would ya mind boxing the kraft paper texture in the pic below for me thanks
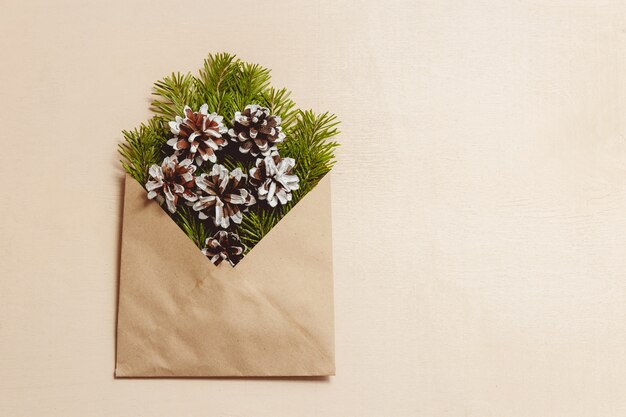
[115,174,335,377]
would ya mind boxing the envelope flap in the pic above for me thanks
[116,175,335,377]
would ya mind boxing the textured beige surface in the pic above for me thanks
[2,0,626,416]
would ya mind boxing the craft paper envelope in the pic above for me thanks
[115,174,335,377]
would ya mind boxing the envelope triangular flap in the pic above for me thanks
[115,174,335,377]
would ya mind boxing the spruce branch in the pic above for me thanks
[260,87,297,130]
[198,53,238,95]
[151,72,198,120]
[230,62,272,112]
[197,53,239,115]
[279,110,340,198]
[236,206,281,251]
[118,117,168,184]
[175,206,213,248]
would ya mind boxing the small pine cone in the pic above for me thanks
[146,156,197,213]
[167,104,228,166]
[249,153,300,207]
[229,104,286,156]
[192,164,256,228]
[202,231,245,266]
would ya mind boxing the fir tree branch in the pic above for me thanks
[197,53,239,116]
[236,205,281,251]
[118,117,168,184]
[151,72,198,120]
[260,87,297,130]
[175,206,214,248]
[280,110,340,198]
[230,62,271,113]
[199,53,238,94]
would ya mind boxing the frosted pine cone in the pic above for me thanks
[192,164,256,228]
[202,231,245,266]
[167,104,228,166]
[250,153,299,207]
[145,156,197,213]
[229,104,286,156]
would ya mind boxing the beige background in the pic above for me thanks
[2,0,626,416]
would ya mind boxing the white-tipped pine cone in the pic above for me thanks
[202,231,245,266]
[249,152,299,207]
[192,164,256,228]
[229,104,286,156]
[145,156,197,213]
[167,104,228,166]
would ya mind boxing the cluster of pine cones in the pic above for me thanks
[145,104,300,266]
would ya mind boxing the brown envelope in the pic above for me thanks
[115,174,335,377]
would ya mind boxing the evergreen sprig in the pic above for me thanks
[280,110,340,199]
[176,206,210,249]
[119,53,339,255]
[118,117,168,184]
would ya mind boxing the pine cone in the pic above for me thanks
[145,156,197,213]
[202,231,245,266]
[249,153,299,207]
[229,104,286,156]
[192,164,256,228]
[167,104,228,166]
